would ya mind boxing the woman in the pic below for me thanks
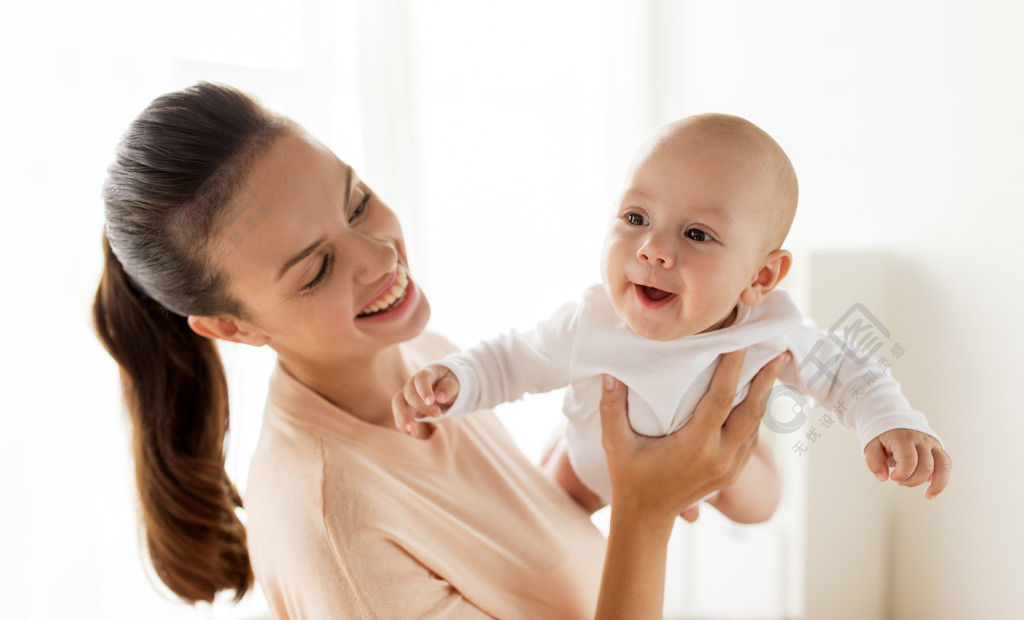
[93,82,788,619]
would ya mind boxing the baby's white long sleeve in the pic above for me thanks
[441,301,580,417]
[781,323,940,451]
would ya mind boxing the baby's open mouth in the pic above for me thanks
[357,266,409,318]
[638,284,674,302]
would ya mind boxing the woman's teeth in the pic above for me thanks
[357,267,409,317]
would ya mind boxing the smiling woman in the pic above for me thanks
[91,81,444,608]
[185,130,432,398]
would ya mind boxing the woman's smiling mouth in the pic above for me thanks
[357,266,410,318]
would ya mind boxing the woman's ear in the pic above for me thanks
[740,249,793,307]
[187,315,269,346]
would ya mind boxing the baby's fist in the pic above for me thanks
[864,429,951,499]
[392,365,460,436]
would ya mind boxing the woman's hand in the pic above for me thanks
[595,349,791,620]
[601,349,790,521]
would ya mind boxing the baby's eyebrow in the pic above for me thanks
[681,196,736,219]
[693,206,732,228]
[621,187,655,204]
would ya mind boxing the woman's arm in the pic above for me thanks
[594,349,790,619]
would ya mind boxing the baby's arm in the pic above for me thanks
[392,364,461,436]
[394,302,581,437]
[864,428,951,499]
[704,435,781,523]
[784,326,951,498]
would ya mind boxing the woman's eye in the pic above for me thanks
[626,213,649,226]
[302,253,334,292]
[686,228,712,242]
[350,192,372,221]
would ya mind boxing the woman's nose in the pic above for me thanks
[352,235,399,284]
[636,236,674,268]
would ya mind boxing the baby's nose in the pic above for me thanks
[637,239,674,268]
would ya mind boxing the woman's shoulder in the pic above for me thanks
[245,428,397,564]
[245,424,325,531]
[245,431,415,617]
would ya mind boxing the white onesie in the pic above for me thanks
[436,284,940,502]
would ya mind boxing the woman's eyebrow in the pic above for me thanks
[274,165,353,284]
[276,234,328,283]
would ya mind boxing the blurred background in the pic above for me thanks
[1,1,1021,618]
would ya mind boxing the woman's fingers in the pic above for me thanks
[598,350,795,519]
[690,349,747,432]
[598,375,631,453]
[747,351,791,411]
[722,350,791,441]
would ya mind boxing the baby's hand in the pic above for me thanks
[392,364,460,436]
[864,429,951,499]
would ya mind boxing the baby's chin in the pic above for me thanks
[621,308,739,342]
[622,316,699,342]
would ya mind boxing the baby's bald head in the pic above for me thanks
[629,113,799,253]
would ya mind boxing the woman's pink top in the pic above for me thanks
[245,332,606,619]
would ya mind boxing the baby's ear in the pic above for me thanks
[740,249,792,307]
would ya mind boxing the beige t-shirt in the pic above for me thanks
[245,332,606,619]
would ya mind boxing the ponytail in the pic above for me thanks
[92,82,292,604]
[94,234,251,603]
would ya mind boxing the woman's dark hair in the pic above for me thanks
[93,82,292,604]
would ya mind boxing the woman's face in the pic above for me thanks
[211,131,430,367]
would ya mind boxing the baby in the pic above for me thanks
[394,114,950,519]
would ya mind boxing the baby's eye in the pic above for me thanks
[626,213,649,226]
[686,228,712,242]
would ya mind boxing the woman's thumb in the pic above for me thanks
[599,375,630,444]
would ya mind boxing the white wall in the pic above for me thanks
[642,1,1023,617]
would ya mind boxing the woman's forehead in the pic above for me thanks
[212,134,351,281]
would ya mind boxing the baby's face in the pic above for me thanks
[601,127,783,341]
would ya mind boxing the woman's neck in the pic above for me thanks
[279,344,411,430]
